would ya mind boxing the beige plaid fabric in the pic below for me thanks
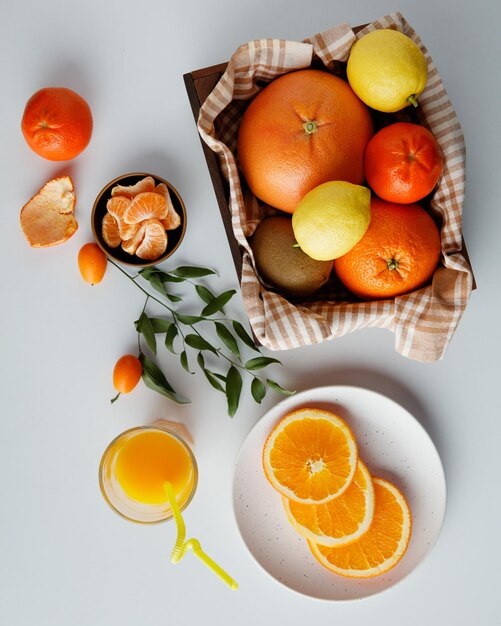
[197,12,473,361]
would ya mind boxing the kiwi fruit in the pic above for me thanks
[250,216,333,297]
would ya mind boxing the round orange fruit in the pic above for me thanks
[112,355,143,403]
[21,87,93,161]
[237,69,373,213]
[364,122,443,204]
[78,242,107,285]
[333,197,441,299]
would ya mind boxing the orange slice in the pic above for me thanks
[283,460,374,547]
[20,176,78,247]
[262,408,358,504]
[106,196,130,221]
[155,183,181,230]
[135,218,168,260]
[111,176,156,198]
[101,212,121,248]
[309,477,412,578]
[123,192,167,225]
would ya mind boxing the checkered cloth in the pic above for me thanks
[197,12,473,361]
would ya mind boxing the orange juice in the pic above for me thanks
[115,429,195,505]
[99,426,198,523]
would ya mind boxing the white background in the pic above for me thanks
[1,0,500,624]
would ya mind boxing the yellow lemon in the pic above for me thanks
[292,182,371,261]
[347,29,428,113]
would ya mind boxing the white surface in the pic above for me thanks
[1,1,500,625]
[233,386,446,600]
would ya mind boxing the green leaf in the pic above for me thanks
[251,378,266,404]
[215,322,240,359]
[232,321,260,352]
[165,324,179,354]
[196,353,225,393]
[137,267,156,279]
[173,266,217,278]
[201,290,236,317]
[148,273,168,297]
[166,294,182,303]
[226,366,243,417]
[245,356,281,370]
[180,350,193,373]
[139,353,190,404]
[213,372,227,383]
[176,314,205,325]
[185,334,218,355]
[195,285,226,313]
[137,312,157,355]
[150,318,174,334]
[266,379,296,396]
[160,273,185,283]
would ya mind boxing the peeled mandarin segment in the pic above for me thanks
[117,219,140,241]
[135,218,168,260]
[106,196,131,225]
[20,176,78,247]
[123,192,168,225]
[121,222,147,255]
[262,408,358,504]
[309,477,412,578]
[101,212,121,248]
[283,460,374,547]
[156,183,181,230]
[111,176,156,198]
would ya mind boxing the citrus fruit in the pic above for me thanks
[78,242,107,285]
[123,192,167,225]
[101,212,121,248]
[112,355,143,403]
[262,408,358,504]
[237,69,373,213]
[155,183,181,230]
[309,477,412,578]
[364,122,443,204]
[21,87,93,160]
[20,176,78,247]
[250,216,333,297]
[283,460,374,547]
[135,218,168,260]
[347,29,428,113]
[292,182,371,261]
[111,176,156,198]
[333,197,441,299]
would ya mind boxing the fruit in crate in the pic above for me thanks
[250,216,333,297]
[347,29,428,113]
[20,176,78,247]
[21,87,93,160]
[364,122,443,203]
[292,182,371,261]
[237,69,373,213]
[333,197,441,299]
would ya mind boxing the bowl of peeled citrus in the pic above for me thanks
[91,172,186,267]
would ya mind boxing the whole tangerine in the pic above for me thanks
[364,122,443,204]
[237,69,373,213]
[333,197,441,300]
[78,242,107,285]
[21,87,93,161]
[112,355,143,403]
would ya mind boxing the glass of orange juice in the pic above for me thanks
[99,426,198,524]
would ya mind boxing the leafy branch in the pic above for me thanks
[109,260,294,416]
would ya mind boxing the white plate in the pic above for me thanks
[232,386,446,601]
